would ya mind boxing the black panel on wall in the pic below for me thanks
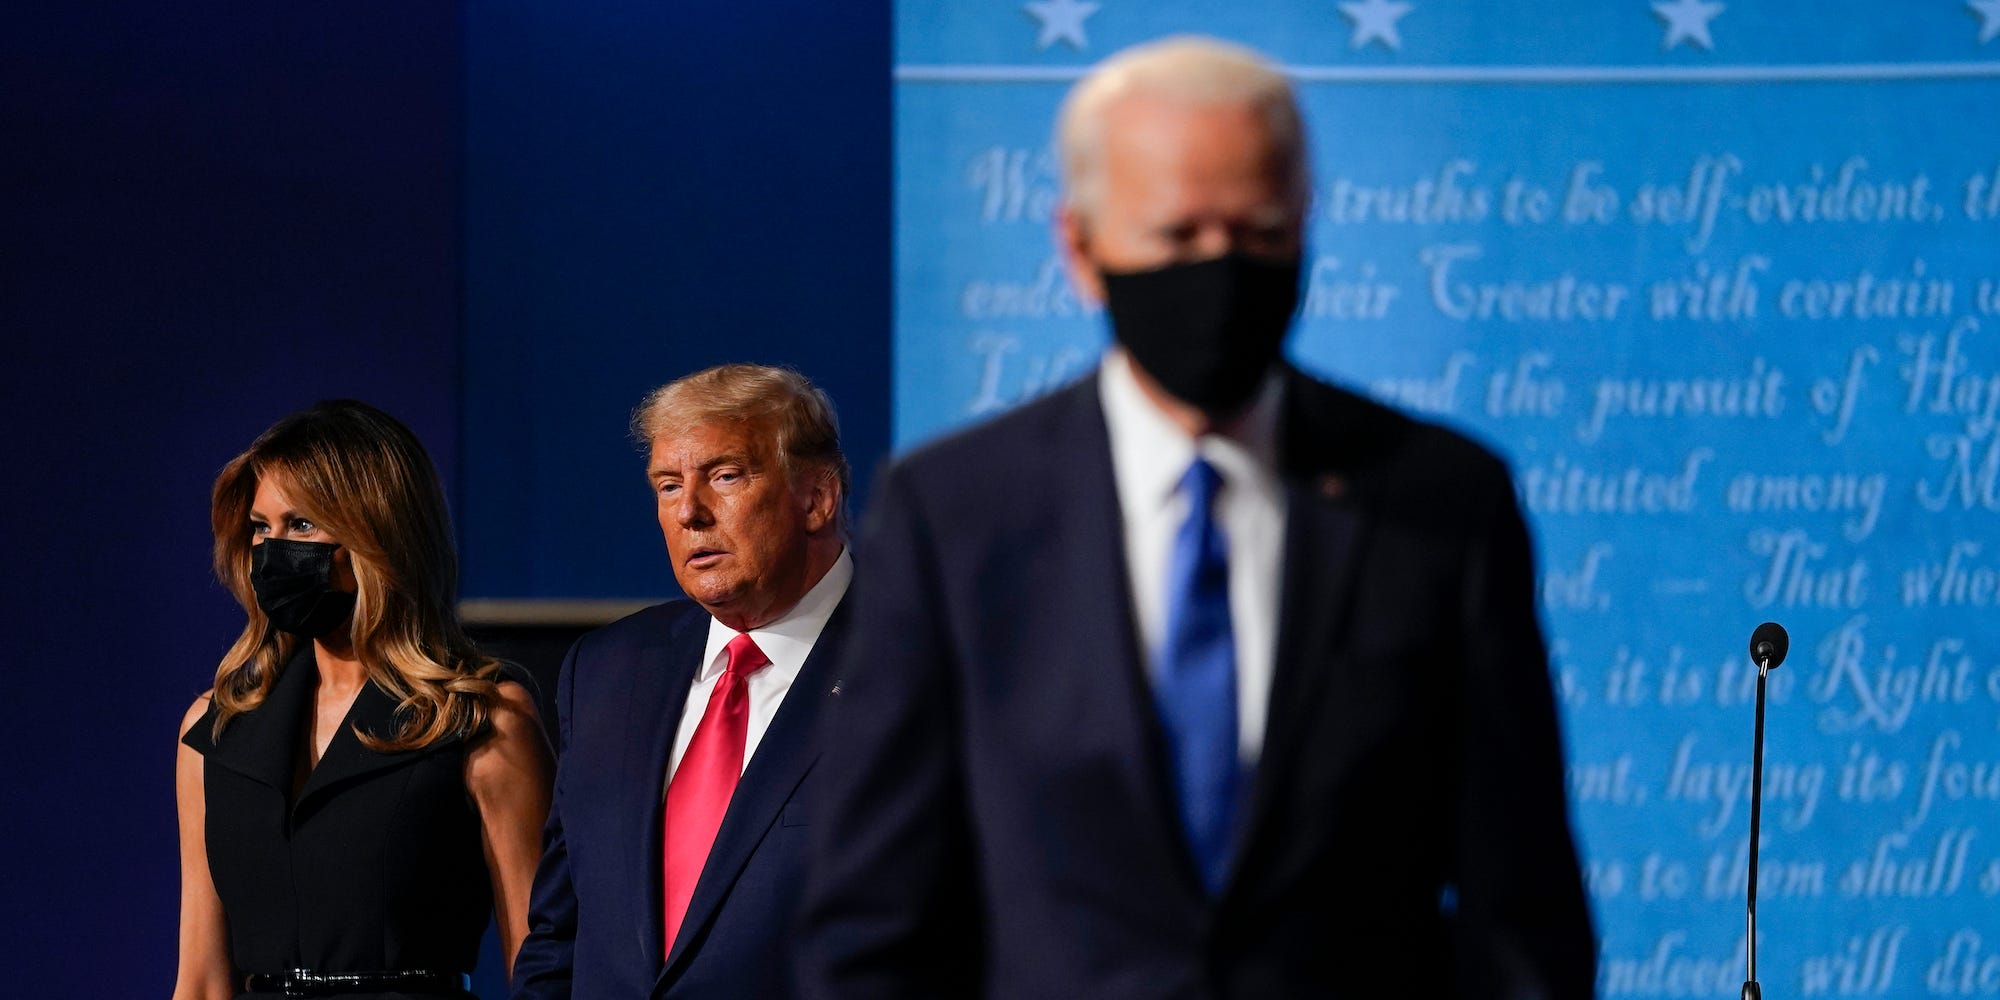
[2,3,462,995]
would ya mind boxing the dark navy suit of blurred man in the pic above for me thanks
[803,38,1596,999]
[515,365,854,999]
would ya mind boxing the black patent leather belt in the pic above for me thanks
[242,968,470,997]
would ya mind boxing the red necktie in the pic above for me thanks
[662,632,769,952]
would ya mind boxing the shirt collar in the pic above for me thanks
[1099,348,1284,509]
[699,547,853,682]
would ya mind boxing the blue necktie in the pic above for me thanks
[1155,457,1239,895]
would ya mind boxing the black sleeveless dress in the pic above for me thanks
[183,647,502,999]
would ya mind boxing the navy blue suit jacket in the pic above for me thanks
[514,597,848,1000]
[803,368,1596,999]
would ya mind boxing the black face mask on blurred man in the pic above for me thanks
[1100,251,1302,416]
[251,537,357,639]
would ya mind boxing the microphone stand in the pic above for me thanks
[1742,651,1770,1000]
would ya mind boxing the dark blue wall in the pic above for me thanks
[461,1,892,601]
[4,4,455,996]
[3,1,887,996]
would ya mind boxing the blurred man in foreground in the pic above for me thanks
[805,36,1596,999]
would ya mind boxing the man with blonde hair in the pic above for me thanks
[516,364,852,999]
[805,37,1595,998]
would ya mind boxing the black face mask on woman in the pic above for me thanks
[250,538,357,639]
[1100,252,1302,415]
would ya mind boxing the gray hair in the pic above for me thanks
[1056,36,1310,219]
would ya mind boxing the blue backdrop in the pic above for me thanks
[895,1,2000,995]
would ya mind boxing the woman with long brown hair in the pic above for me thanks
[172,400,553,1000]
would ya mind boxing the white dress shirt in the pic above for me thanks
[665,548,853,785]
[1099,350,1287,766]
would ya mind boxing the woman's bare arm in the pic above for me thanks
[466,681,556,980]
[172,695,234,1000]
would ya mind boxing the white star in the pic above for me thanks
[1338,0,1415,51]
[1023,0,1100,51]
[1972,0,2000,45]
[1652,0,1725,51]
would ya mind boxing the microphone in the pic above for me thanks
[1750,621,1789,670]
[1741,622,1788,1000]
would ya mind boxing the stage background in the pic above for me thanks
[3,3,469,996]
[7,0,1997,996]
[894,0,2000,995]
[3,2,883,997]
[458,0,889,606]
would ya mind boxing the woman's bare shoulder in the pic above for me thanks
[179,691,215,740]
[485,679,543,739]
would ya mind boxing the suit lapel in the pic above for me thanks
[1225,369,1371,898]
[660,599,853,978]
[630,614,710,969]
[1056,376,1212,902]
[198,643,317,792]
[293,674,455,813]
[204,644,465,816]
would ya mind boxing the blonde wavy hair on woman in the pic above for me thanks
[207,399,501,752]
